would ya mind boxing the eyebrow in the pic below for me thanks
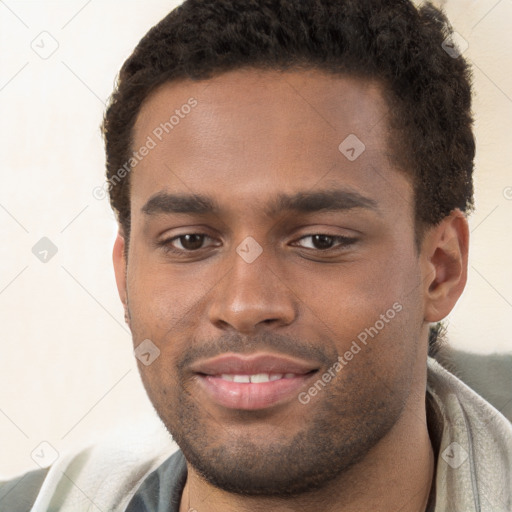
[268,189,378,216]
[141,189,378,217]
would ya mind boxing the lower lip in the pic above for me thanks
[197,373,316,410]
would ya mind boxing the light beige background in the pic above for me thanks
[0,0,511,478]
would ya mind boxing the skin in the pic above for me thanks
[113,68,469,512]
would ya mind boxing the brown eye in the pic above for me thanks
[157,232,222,257]
[173,234,207,251]
[311,235,335,250]
[295,235,357,251]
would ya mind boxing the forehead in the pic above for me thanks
[130,68,411,219]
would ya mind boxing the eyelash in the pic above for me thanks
[158,233,358,256]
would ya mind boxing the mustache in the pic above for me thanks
[176,331,335,372]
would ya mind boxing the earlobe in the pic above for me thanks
[112,232,128,319]
[422,210,469,323]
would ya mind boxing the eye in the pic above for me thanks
[160,233,218,253]
[293,234,357,251]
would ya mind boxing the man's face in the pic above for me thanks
[120,69,429,496]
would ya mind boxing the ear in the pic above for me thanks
[421,209,469,323]
[112,231,129,324]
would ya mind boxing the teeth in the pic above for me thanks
[219,373,289,383]
[233,375,250,383]
[250,373,272,383]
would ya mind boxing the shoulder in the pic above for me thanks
[433,348,512,423]
[0,467,49,512]
[0,419,178,512]
[427,354,512,510]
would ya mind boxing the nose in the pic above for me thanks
[208,245,297,334]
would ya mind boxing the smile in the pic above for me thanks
[218,373,298,383]
[190,352,320,410]
[197,373,317,410]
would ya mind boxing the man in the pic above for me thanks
[2,0,511,511]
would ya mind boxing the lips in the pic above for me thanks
[190,353,319,410]
[190,353,319,376]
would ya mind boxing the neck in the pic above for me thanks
[179,392,435,512]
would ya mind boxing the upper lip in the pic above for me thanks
[190,353,320,376]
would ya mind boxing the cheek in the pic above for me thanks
[126,258,210,338]
[342,255,423,373]
[297,245,421,341]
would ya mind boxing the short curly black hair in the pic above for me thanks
[102,0,474,242]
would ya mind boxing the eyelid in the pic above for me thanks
[159,233,219,252]
[291,234,358,250]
